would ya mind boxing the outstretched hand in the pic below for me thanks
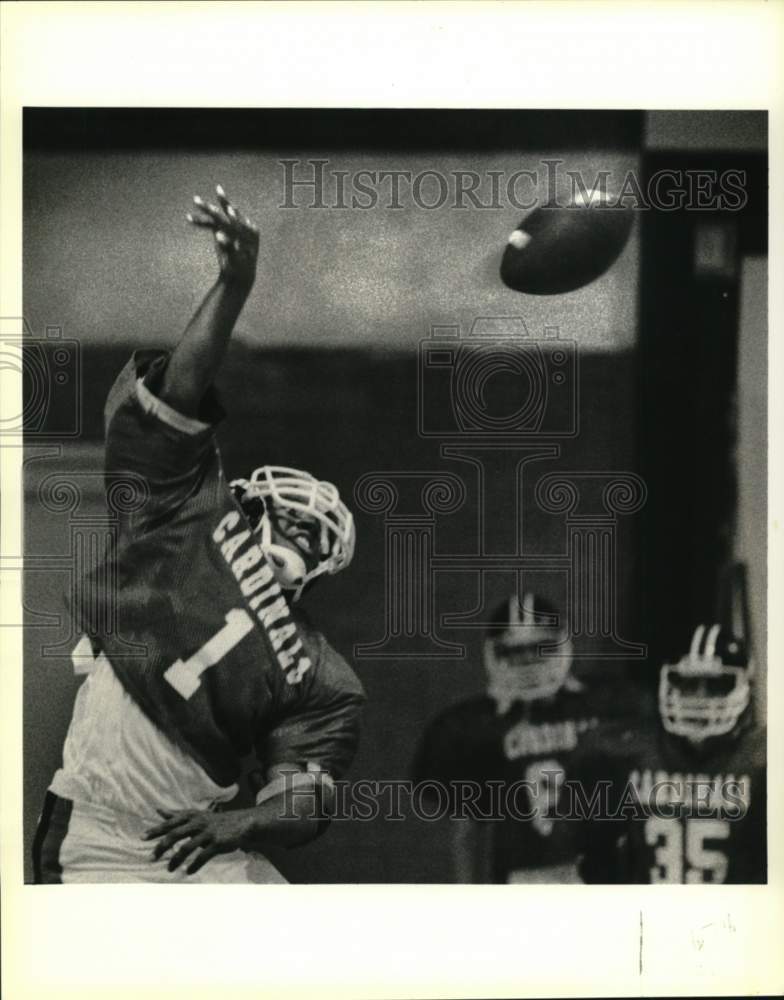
[187,185,259,289]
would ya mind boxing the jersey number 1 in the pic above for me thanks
[164,609,255,699]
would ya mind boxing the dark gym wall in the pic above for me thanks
[637,149,767,670]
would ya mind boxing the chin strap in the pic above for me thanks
[257,512,309,601]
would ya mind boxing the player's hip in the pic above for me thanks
[32,791,286,885]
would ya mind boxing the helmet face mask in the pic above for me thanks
[230,465,355,601]
[484,594,573,713]
[658,623,752,745]
[269,506,324,562]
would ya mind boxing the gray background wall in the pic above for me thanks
[24,148,639,351]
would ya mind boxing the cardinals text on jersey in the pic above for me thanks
[575,722,766,884]
[413,685,624,883]
[71,350,365,790]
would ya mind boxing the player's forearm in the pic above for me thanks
[158,275,253,417]
[241,784,325,851]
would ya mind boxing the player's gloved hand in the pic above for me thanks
[143,807,255,875]
[187,184,259,289]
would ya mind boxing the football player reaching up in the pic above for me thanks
[576,569,765,884]
[413,593,624,884]
[32,186,365,883]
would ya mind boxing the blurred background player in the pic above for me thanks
[31,186,365,883]
[577,564,765,884]
[413,592,628,883]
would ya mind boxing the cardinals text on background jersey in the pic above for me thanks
[413,685,624,883]
[71,350,365,788]
[575,722,766,884]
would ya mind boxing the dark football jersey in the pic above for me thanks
[575,722,766,884]
[413,685,622,883]
[72,350,365,787]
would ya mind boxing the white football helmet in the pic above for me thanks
[484,593,574,713]
[658,623,752,744]
[231,465,355,601]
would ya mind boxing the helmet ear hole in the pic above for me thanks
[243,496,266,530]
[229,480,266,531]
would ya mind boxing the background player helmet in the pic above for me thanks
[658,623,752,744]
[483,593,574,712]
[230,465,355,601]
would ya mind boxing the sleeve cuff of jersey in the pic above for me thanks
[135,377,211,436]
[255,767,335,806]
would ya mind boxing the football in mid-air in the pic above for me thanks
[500,190,634,295]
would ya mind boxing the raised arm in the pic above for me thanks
[157,185,259,417]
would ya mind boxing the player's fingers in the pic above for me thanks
[234,215,257,234]
[185,845,220,876]
[215,186,257,232]
[217,185,253,232]
[186,213,219,229]
[215,230,232,246]
[192,196,228,223]
[143,813,190,839]
[148,822,199,858]
[215,184,237,219]
[167,834,208,873]
[236,213,260,238]
[149,833,182,860]
[143,822,177,840]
